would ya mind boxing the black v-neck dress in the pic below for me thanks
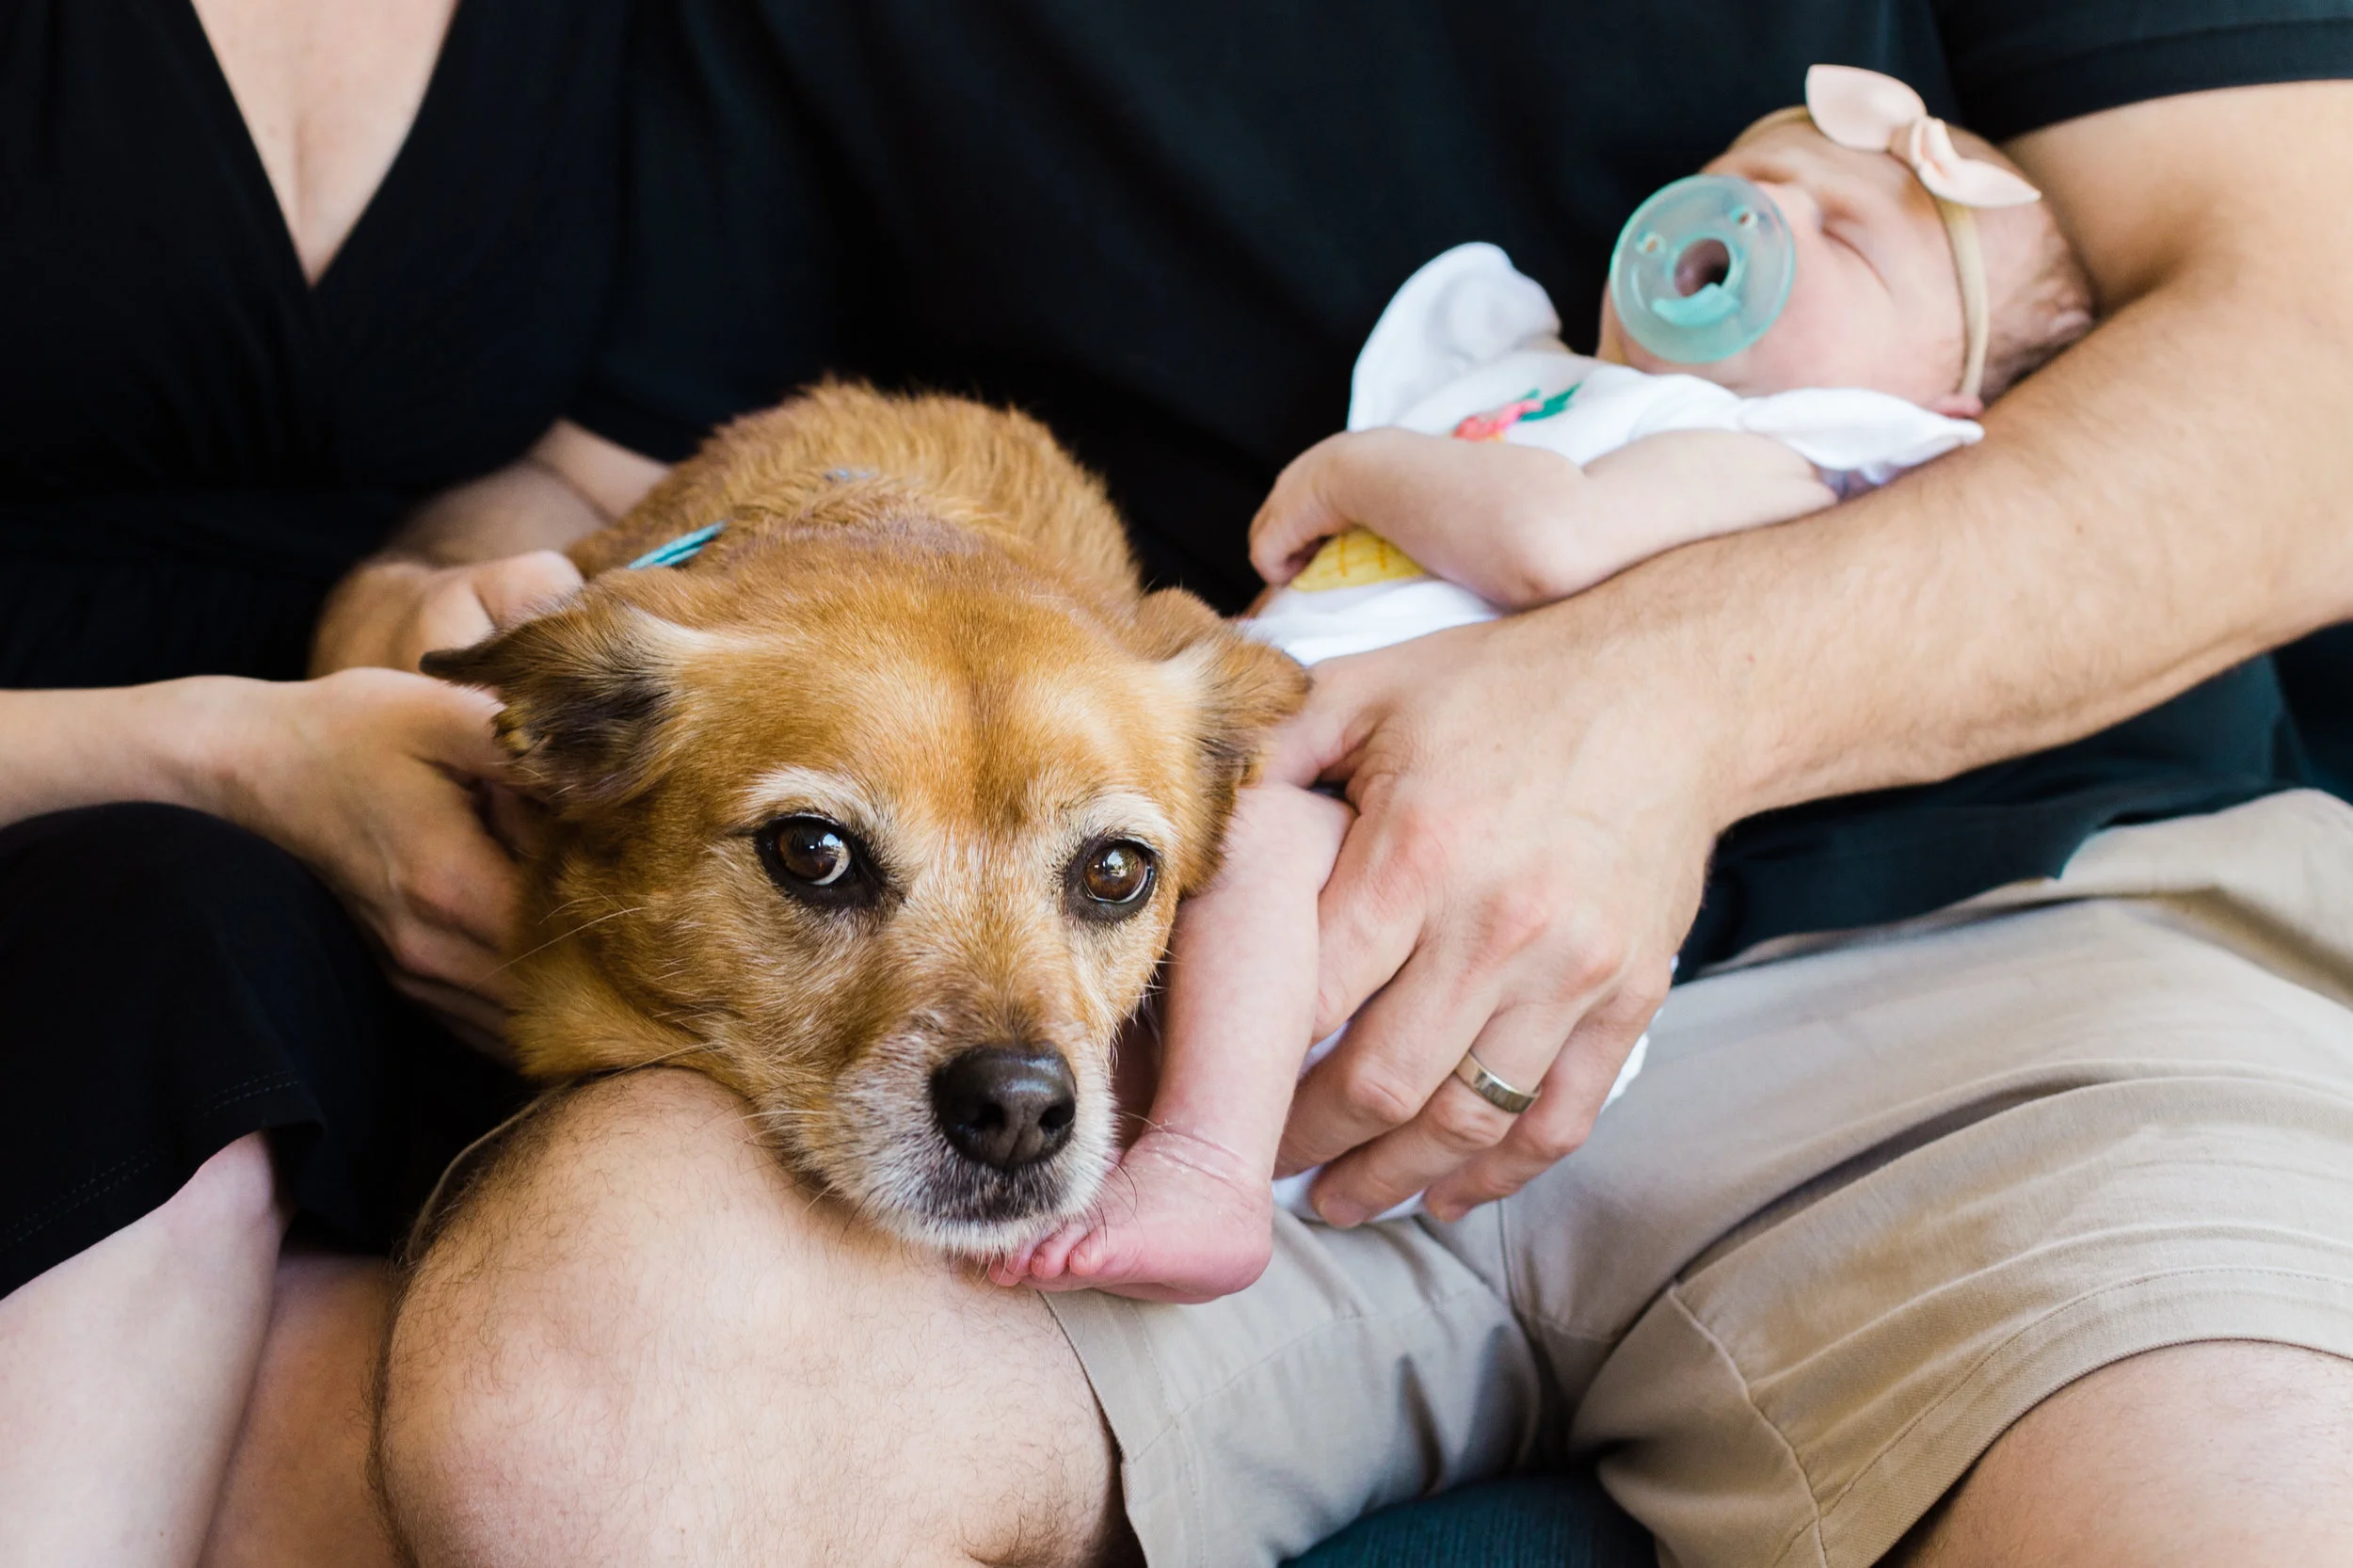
[0,0,627,1294]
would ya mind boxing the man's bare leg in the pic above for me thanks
[1896,1342,2353,1566]
[377,1069,1134,1568]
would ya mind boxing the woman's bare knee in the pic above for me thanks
[200,1253,395,1568]
[377,1069,1126,1568]
[0,1133,286,1568]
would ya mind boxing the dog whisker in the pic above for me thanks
[495,904,654,975]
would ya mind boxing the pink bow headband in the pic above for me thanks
[1737,65,2041,400]
[1802,65,2040,208]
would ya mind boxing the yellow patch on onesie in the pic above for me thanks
[1289,527,1427,591]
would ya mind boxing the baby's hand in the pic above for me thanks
[989,1127,1274,1304]
[1249,427,1590,609]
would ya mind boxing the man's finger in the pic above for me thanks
[1300,999,1572,1224]
[1261,656,1373,790]
[1303,797,1433,1037]
[1422,973,1665,1219]
[1275,927,1465,1176]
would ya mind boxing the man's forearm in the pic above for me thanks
[1558,83,2353,828]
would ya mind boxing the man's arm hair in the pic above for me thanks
[1570,80,2353,823]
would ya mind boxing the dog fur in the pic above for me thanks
[426,384,1305,1253]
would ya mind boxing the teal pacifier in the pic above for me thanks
[1608,174,1795,364]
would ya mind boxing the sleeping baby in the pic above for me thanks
[997,66,2096,1302]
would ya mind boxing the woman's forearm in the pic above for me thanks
[310,420,664,676]
[0,681,245,831]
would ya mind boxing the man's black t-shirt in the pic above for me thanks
[573,0,2352,968]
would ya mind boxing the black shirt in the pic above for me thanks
[0,0,629,687]
[573,0,2352,968]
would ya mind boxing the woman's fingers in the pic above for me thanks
[409,679,510,785]
[405,552,586,672]
[395,815,519,971]
[408,575,502,669]
[375,680,522,955]
[249,670,526,1027]
[470,549,584,632]
[382,969,512,1056]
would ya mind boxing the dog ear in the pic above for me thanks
[1132,589,1310,884]
[422,600,698,812]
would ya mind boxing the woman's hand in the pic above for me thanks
[201,670,525,1047]
[311,422,676,677]
[1262,601,1737,1224]
[311,551,583,675]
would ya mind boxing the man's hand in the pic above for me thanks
[312,551,584,675]
[1266,605,1716,1224]
[202,669,526,1047]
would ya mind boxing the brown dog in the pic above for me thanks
[426,384,1305,1253]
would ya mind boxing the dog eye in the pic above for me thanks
[756,815,876,907]
[1068,839,1157,920]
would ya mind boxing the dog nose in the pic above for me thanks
[930,1047,1076,1171]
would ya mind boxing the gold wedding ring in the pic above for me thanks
[1452,1050,1539,1115]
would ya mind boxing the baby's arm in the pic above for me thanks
[997,781,1351,1304]
[1251,426,1835,609]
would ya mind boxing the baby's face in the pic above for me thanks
[1601,120,1978,415]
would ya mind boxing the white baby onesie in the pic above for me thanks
[1243,241,1984,665]
[1259,242,1977,1222]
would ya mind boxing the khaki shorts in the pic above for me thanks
[1044,790,2353,1568]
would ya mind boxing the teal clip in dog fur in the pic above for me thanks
[625,520,728,570]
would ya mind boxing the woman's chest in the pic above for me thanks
[188,0,456,287]
[0,0,626,497]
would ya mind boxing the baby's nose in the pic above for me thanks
[930,1046,1077,1170]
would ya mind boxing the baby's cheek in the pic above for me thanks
[1732,270,1864,393]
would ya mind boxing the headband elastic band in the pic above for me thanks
[1937,200,1990,401]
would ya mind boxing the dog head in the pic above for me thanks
[429,512,1303,1254]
